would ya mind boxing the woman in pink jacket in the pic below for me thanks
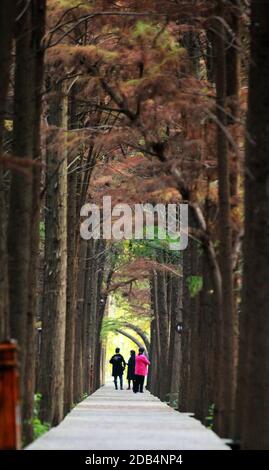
[133,348,150,393]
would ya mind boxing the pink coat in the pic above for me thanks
[135,354,150,376]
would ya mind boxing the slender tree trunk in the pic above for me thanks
[8,3,34,400]
[188,245,202,415]
[0,0,15,341]
[82,240,93,394]
[199,255,216,424]
[147,319,155,391]
[94,239,107,391]
[205,29,215,83]
[225,0,241,439]
[239,0,269,449]
[179,233,192,412]
[214,0,235,436]
[156,270,170,401]
[24,0,46,443]
[226,0,241,198]
[168,273,182,401]
[39,82,68,425]
[73,239,87,403]
[88,240,98,393]
[64,89,78,415]
[151,273,161,396]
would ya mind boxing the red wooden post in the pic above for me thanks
[0,341,21,449]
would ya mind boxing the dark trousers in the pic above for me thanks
[114,374,123,389]
[133,374,145,393]
[127,379,134,389]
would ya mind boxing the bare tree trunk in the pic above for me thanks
[24,0,46,443]
[88,240,98,393]
[179,237,192,412]
[73,239,87,403]
[239,0,269,449]
[151,273,161,396]
[64,88,78,415]
[94,239,108,391]
[147,319,155,391]
[188,243,202,415]
[82,240,93,394]
[8,3,34,401]
[225,0,241,440]
[39,82,68,425]
[226,0,241,198]
[199,255,216,424]
[156,269,170,401]
[0,0,15,341]
[214,0,235,436]
[168,273,182,402]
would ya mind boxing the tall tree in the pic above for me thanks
[24,0,46,443]
[64,87,79,415]
[238,0,269,450]
[214,0,235,436]
[39,81,68,425]
[8,1,34,399]
[0,0,15,341]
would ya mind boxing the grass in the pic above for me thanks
[32,393,50,439]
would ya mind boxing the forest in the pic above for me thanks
[0,0,269,451]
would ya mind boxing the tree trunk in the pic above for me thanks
[239,0,269,449]
[168,273,182,403]
[156,269,170,401]
[8,3,34,401]
[24,0,46,443]
[188,246,202,416]
[199,255,216,424]
[214,0,235,436]
[226,0,241,198]
[179,234,192,412]
[82,240,93,394]
[64,88,79,415]
[39,82,68,425]
[0,0,15,341]
[73,239,87,404]
[150,273,161,396]
[94,239,107,391]
[147,319,155,391]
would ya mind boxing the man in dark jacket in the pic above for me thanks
[109,348,126,390]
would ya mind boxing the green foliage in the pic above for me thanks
[132,21,184,54]
[125,236,181,262]
[101,318,122,339]
[133,21,157,38]
[186,275,203,298]
[101,313,150,340]
[32,393,50,440]
[205,403,215,429]
[58,0,92,8]
[39,222,45,242]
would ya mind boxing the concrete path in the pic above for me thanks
[27,383,228,450]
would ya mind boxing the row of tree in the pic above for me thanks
[0,0,269,450]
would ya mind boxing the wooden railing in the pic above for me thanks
[0,341,21,449]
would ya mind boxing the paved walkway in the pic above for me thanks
[27,383,228,450]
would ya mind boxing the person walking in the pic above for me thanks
[133,347,150,394]
[109,348,126,390]
[127,350,136,390]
